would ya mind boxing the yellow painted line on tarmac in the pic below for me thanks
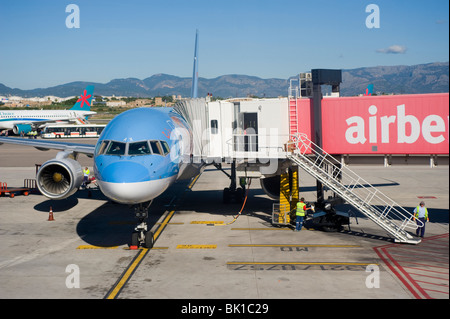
[176,245,217,249]
[154,210,176,240]
[104,210,176,299]
[187,174,201,189]
[77,245,119,249]
[228,244,361,248]
[227,262,378,266]
[123,247,169,250]
[191,221,224,224]
[105,248,149,299]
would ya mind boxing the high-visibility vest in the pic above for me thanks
[83,168,90,176]
[415,206,428,219]
[296,202,306,216]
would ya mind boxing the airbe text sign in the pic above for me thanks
[322,94,449,154]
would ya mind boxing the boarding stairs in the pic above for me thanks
[287,133,422,244]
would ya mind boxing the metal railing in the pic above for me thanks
[225,134,290,159]
[287,133,422,244]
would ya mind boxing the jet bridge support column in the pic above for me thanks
[311,69,342,202]
[312,81,324,202]
[230,160,237,192]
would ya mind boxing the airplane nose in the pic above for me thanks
[96,160,166,204]
[99,161,150,184]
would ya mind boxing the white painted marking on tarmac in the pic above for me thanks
[0,237,83,269]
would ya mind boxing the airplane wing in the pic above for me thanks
[0,136,95,156]
[28,120,68,129]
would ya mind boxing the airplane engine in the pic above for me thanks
[260,175,280,200]
[13,124,32,135]
[37,157,83,199]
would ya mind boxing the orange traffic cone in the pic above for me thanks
[48,206,55,221]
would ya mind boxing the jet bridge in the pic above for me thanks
[174,96,293,170]
[175,97,423,243]
[173,72,447,244]
[174,96,295,205]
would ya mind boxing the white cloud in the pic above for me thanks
[376,45,407,54]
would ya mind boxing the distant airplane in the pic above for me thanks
[364,84,374,96]
[0,85,96,135]
[0,31,203,249]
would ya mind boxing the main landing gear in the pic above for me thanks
[214,161,245,204]
[131,201,154,249]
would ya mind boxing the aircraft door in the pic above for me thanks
[237,112,258,152]
[207,102,224,159]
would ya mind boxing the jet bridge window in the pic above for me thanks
[105,141,126,156]
[128,141,151,156]
[211,120,218,134]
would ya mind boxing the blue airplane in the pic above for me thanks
[0,31,202,249]
[0,103,198,249]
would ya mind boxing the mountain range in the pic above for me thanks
[0,62,448,99]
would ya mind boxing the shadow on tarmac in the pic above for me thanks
[74,179,191,247]
[34,196,79,212]
[76,201,137,247]
[32,176,447,247]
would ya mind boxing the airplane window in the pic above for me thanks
[95,140,110,156]
[160,141,170,155]
[128,141,151,156]
[149,141,162,155]
[105,141,126,156]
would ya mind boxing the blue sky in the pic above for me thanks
[0,0,448,90]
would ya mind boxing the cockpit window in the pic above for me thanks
[97,140,168,157]
[105,141,126,156]
[161,141,170,155]
[149,141,162,155]
[95,140,110,156]
[128,141,151,156]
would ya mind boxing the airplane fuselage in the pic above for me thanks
[0,109,96,130]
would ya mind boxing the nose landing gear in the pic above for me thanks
[131,201,154,249]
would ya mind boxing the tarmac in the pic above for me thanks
[0,139,448,302]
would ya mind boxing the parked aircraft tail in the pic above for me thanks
[71,85,94,110]
[364,84,374,96]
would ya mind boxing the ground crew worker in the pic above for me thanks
[239,177,247,192]
[414,201,429,238]
[82,167,90,188]
[295,197,311,231]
